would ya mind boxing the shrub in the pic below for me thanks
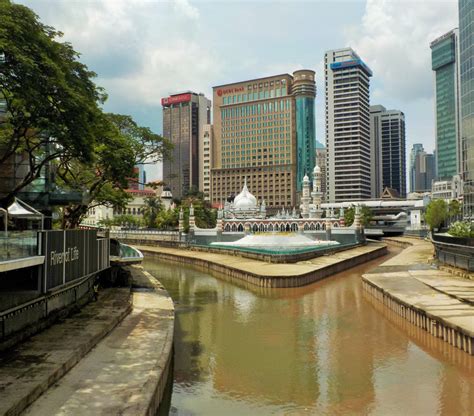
[448,221,474,238]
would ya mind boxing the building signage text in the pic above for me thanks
[161,93,192,106]
[216,86,245,97]
[50,247,80,266]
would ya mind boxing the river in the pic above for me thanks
[144,248,474,415]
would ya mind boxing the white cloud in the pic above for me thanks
[173,0,199,20]
[101,39,222,105]
[346,0,458,102]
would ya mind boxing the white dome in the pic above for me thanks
[303,174,310,182]
[313,165,321,174]
[234,181,257,210]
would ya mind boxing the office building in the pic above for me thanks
[162,92,211,199]
[199,124,213,201]
[459,0,474,218]
[409,144,424,193]
[431,29,462,180]
[211,70,316,208]
[315,142,327,201]
[370,105,406,198]
[414,151,435,192]
[325,48,372,202]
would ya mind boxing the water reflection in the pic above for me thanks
[145,250,474,415]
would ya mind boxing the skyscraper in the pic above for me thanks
[325,48,372,202]
[409,143,424,193]
[459,0,474,218]
[370,105,406,198]
[211,71,316,208]
[162,92,211,199]
[430,29,461,180]
[414,151,436,192]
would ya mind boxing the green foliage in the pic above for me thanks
[142,196,161,228]
[0,2,172,228]
[448,199,462,218]
[425,199,448,231]
[0,0,106,201]
[99,214,142,228]
[181,194,216,229]
[344,205,373,227]
[155,207,179,230]
[448,221,474,238]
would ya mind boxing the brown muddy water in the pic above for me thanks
[144,248,474,415]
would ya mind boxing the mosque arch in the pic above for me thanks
[224,224,231,232]
[291,223,298,232]
[238,224,244,232]
[231,224,237,232]
[315,223,321,230]
[259,224,264,232]
[285,223,290,232]
[280,224,285,232]
[304,223,309,231]
[322,223,326,230]
[310,223,315,231]
[268,224,273,232]
[333,222,339,228]
[253,224,258,232]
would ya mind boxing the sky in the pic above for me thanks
[17,0,459,183]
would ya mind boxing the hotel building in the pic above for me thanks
[211,71,316,208]
[162,92,211,199]
[315,144,327,201]
[431,29,461,180]
[325,48,372,202]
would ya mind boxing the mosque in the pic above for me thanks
[181,162,363,237]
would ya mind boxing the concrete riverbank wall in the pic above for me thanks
[363,238,474,356]
[138,243,387,288]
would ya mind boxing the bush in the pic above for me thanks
[448,221,474,238]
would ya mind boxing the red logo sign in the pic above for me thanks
[216,86,244,96]
[161,93,192,106]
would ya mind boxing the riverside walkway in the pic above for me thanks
[0,266,174,416]
[136,242,387,288]
[363,237,474,355]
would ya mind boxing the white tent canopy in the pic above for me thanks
[7,201,42,218]
[2,198,44,232]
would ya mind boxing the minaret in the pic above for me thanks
[301,173,311,218]
[311,164,323,218]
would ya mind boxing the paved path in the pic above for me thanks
[0,288,131,416]
[135,242,386,278]
[22,266,174,416]
[364,237,474,352]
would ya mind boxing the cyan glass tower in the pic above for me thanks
[431,29,461,180]
[459,0,474,218]
[293,70,316,192]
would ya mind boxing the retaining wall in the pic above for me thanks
[362,278,473,355]
[141,244,387,288]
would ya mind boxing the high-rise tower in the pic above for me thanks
[370,105,406,198]
[325,48,372,202]
[162,92,211,199]
[431,29,461,180]
[459,0,474,218]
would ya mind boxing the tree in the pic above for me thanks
[142,196,161,228]
[425,199,448,231]
[344,205,373,227]
[58,113,171,228]
[448,199,462,218]
[0,1,106,204]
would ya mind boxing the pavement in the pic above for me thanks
[364,237,474,339]
[135,242,386,279]
[0,288,132,416]
[21,265,174,416]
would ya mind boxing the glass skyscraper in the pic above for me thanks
[459,0,474,218]
[430,29,461,180]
